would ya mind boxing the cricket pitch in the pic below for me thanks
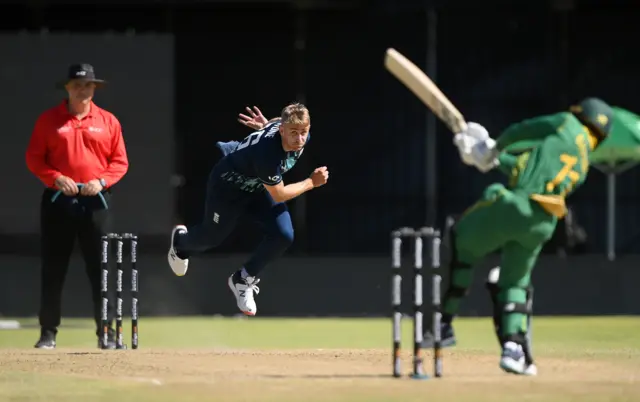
[0,317,638,402]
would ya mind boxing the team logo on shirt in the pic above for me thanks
[280,152,300,173]
[58,126,71,133]
[88,126,103,133]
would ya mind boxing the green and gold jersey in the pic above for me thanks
[494,112,598,218]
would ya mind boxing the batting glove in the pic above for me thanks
[470,138,500,173]
[453,133,479,167]
[463,122,490,141]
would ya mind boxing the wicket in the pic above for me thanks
[101,232,139,350]
[391,226,442,380]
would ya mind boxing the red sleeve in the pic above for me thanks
[25,114,62,188]
[100,118,129,188]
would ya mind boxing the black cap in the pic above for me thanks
[56,63,107,89]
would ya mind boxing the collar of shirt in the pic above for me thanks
[57,99,97,121]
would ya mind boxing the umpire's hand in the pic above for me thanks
[80,179,104,196]
[55,175,79,196]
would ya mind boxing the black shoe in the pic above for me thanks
[422,322,457,348]
[97,327,127,350]
[34,329,56,349]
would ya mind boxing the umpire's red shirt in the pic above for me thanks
[25,100,129,189]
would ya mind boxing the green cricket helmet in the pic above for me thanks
[569,97,614,139]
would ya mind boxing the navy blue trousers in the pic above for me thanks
[175,168,294,277]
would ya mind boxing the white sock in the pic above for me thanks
[240,267,250,279]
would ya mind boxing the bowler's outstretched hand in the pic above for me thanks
[238,106,268,130]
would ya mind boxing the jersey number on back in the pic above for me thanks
[546,135,589,197]
[236,131,264,151]
[236,124,279,151]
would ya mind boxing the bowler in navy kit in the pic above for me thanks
[168,103,329,315]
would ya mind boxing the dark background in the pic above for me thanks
[1,0,639,318]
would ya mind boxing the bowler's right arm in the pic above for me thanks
[264,179,315,203]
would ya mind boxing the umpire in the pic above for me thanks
[25,64,129,349]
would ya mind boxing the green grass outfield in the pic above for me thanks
[1,316,639,402]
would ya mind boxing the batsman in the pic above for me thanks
[427,97,613,375]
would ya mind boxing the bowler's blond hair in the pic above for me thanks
[280,103,310,125]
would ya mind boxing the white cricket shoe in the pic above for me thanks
[168,225,189,276]
[499,341,528,375]
[227,272,260,316]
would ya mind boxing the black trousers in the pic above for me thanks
[38,188,113,335]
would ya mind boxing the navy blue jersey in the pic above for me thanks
[214,121,309,193]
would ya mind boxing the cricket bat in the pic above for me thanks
[384,48,468,134]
